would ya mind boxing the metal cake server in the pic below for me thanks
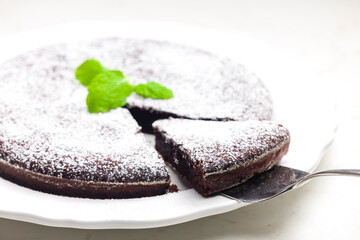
[221,165,360,203]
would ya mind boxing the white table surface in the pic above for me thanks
[0,0,359,239]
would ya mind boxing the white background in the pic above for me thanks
[0,0,359,239]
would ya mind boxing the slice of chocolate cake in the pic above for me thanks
[153,119,290,195]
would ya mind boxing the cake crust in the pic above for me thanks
[0,159,169,199]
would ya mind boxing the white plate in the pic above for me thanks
[0,21,337,229]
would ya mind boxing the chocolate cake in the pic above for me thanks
[153,119,290,195]
[0,38,275,198]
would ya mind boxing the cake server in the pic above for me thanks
[221,165,360,203]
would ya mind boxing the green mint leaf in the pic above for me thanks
[75,59,174,114]
[134,81,174,99]
[86,72,134,113]
[75,59,105,86]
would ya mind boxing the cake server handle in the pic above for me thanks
[292,169,360,188]
[221,166,360,203]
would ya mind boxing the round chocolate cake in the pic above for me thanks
[0,38,274,198]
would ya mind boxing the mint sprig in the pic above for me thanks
[75,59,174,113]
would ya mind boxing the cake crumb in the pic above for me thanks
[169,184,179,193]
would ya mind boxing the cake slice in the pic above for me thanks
[153,119,290,195]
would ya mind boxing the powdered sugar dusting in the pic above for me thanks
[153,119,290,174]
[0,37,273,185]
[69,38,273,120]
[0,44,169,183]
